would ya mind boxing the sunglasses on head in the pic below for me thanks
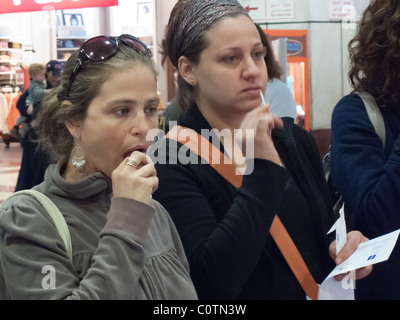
[65,34,152,98]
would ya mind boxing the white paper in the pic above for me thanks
[318,229,400,300]
[328,229,400,278]
[319,277,355,300]
[335,206,347,255]
[327,204,347,255]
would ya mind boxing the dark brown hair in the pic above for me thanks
[255,24,282,80]
[348,0,400,110]
[161,33,207,113]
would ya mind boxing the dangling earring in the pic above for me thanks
[71,144,86,175]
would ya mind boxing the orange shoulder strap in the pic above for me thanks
[166,125,319,300]
[166,125,243,188]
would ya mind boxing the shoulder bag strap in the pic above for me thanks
[166,125,243,188]
[165,125,319,300]
[356,91,386,148]
[3,190,73,260]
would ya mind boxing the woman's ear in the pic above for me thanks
[178,56,197,86]
[62,101,82,139]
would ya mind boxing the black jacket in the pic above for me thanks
[15,89,50,191]
[152,104,335,299]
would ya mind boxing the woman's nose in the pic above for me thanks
[242,56,262,79]
[130,112,151,136]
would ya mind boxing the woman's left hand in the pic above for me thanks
[329,231,373,281]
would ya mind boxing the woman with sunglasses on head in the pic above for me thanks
[0,34,197,300]
[151,0,371,300]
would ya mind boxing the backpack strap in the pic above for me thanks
[1,190,73,260]
[323,92,385,221]
[356,91,386,148]
[166,125,319,300]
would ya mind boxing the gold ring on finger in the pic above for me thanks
[125,157,139,169]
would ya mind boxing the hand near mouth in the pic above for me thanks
[112,151,159,204]
[237,105,283,166]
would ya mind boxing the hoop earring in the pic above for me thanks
[71,145,86,174]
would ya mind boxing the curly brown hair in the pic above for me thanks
[348,0,400,110]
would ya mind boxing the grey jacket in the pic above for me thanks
[0,162,197,300]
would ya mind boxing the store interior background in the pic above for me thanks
[0,0,370,157]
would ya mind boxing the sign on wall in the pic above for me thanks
[238,0,295,21]
[238,0,266,20]
[0,0,119,14]
[266,0,295,20]
[329,0,355,20]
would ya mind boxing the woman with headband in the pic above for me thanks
[152,0,371,299]
[0,35,197,299]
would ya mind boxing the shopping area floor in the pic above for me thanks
[0,142,21,204]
